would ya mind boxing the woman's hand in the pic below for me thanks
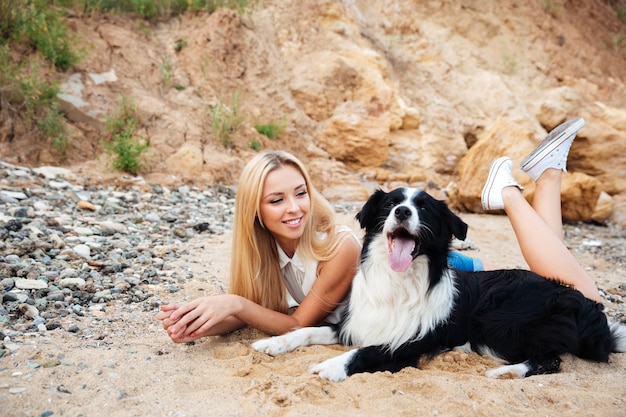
[157,295,242,343]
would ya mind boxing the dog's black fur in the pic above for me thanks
[252,188,626,381]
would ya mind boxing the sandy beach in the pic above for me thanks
[2,212,626,417]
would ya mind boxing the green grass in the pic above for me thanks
[0,45,69,157]
[174,38,188,52]
[1,0,83,70]
[612,0,626,25]
[540,0,561,18]
[51,0,257,21]
[611,32,625,52]
[210,90,245,148]
[101,98,151,175]
[248,137,262,151]
[254,118,286,139]
[159,54,173,85]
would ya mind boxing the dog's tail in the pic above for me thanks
[609,321,626,352]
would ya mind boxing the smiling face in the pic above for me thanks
[258,164,311,257]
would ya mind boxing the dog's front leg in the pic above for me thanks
[311,343,424,382]
[309,349,357,382]
[252,326,338,356]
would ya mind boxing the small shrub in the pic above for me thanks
[159,54,173,85]
[174,38,188,52]
[210,90,245,147]
[248,137,262,151]
[540,0,561,18]
[0,0,82,69]
[0,46,68,157]
[610,0,626,25]
[502,53,518,74]
[254,118,285,139]
[102,98,151,175]
[611,33,625,52]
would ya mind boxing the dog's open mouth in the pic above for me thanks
[387,228,420,272]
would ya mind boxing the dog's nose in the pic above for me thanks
[394,205,412,221]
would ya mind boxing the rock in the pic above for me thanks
[99,221,128,235]
[77,200,97,211]
[32,165,74,180]
[0,278,15,291]
[608,194,626,227]
[14,278,48,290]
[73,244,91,258]
[592,191,614,224]
[18,303,40,319]
[58,278,86,290]
[0,190,28,200]
[453,118,537,213]
[318,101,391,168]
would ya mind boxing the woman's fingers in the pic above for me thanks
[159,296,234,341]
[184,314,216,337]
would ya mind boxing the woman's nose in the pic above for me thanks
[286,196,299,212]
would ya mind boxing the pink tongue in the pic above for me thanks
[388,236,415,272]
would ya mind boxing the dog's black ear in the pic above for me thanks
[356,189,387,229]
[448,209,468,241]
[437,199,468,240]
[451,214,468,241]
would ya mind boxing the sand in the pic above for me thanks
[2,212,625,417]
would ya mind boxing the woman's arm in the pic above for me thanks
[158,295,304,342]
[291,231,360,327]
[158,231,361,342]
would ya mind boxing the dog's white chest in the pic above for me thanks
[343,255,456,350]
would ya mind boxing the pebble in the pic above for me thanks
[0,159,237,340]
[77,200,96,211]
[14,279,48,290]
[72,244,91,258]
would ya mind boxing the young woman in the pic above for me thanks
[157,150,361,343]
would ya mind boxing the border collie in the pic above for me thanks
[252,187,626,381]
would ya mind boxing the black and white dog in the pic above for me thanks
[252,187,626,381]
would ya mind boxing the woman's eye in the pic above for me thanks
[269,198,283,204]
[296,190,308,197]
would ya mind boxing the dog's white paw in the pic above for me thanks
[309,350,356,382]
[251,336,291,356]
[485,362,529,379]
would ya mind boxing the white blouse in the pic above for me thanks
[276,225,359,325]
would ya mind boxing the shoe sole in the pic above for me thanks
[481,157,510,211]
[520,118,585,171]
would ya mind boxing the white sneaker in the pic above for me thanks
[481,157,524,211]
[520,118,585,181]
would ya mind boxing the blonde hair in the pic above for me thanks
[228,150,340,312]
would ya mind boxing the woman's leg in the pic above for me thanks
[530,168,565,242]
[501,184,601,302]
[520,118,586,242]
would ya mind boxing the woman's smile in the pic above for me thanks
[284,217,303,226]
